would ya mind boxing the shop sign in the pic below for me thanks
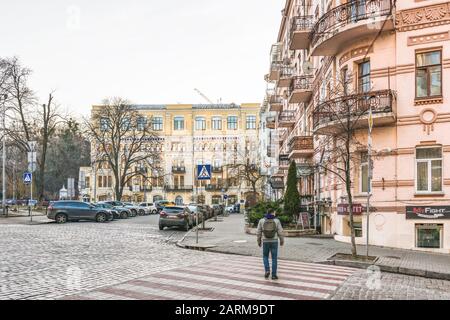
[406,206,450,220]
[337,203,363,215]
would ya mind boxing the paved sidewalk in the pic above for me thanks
[178,215,450,280]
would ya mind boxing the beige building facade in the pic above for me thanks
[80,103,260,206]
[265,0,450,253]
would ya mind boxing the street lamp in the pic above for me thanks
[2,94,7,216]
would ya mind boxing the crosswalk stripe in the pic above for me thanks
[193,264,345,285]
[143,273,321,300]
[154,270,330,299]
[217,259,354,277]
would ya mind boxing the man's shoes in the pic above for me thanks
[272,275,278,280]
[265,271,270,279]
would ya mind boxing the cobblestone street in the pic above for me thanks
[0,215,449,300]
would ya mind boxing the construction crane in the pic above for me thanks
[194,88,215,104]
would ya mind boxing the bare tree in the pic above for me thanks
[84,97,162,201]
[312,72,394,257]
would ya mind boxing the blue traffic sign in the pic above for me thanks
[223,194,228,200]
[197,164,212,180]
[23,172,32,184]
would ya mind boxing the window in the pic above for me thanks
[227,116,238,130]
[137,117,147,131]
[360,152,371,193]
[246,115,256,130]
[358,60,370,93]
[173,116,184,130]
[212,117,222,130]
[416,147,442,193]
[121,117,131,131]
[416,50,442,99]
[100,118,110,131]
[152,117,163,131]
[416,224,442,248]
[195,117,206,130]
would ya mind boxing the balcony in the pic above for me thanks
[288,75,313,104]
[313,89,396,135]
[266,116,276,129]
[205,184,227,192]
[269,95,283,112]
[172,166,186,174]
[165,185,193,192]
[279,158,290,169]
[278,110,296,128]
[269,177,284,190]
[212,166,223,173]
[289,15,314,50]
[276,65,294,88]
[268,61,283,81]
[288,135,314,159]
[311,0,394,56]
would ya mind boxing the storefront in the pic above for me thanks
[406,206,450,250]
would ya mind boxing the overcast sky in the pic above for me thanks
[0,0,284,116]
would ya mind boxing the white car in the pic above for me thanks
[138,202,158,214]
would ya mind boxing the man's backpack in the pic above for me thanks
[262,219,277,238]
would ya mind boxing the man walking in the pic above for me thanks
[257,209,284,280]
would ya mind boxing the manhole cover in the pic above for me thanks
[306,242,323,246]
[233,240,248,243]
[383,256,401,260]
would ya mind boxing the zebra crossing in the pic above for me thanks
[63,255,357,300]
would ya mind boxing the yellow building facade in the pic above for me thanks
[79,103,261,206]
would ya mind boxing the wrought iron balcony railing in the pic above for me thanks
[172,166,186,173]
[212,166,223,173]
[288,135,314,158]
[313,89,395,131]
[289,15,314,50]
[278,110,297,124]
[311,0,394,50]
[269,177,284,190]
[205,184,227,191]
[164,185,193,191]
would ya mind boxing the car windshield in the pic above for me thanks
[163,207,184,213]
[188,206,198,212]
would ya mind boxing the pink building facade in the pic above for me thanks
[265,0,450,253]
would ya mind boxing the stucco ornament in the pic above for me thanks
[419,108,437,135]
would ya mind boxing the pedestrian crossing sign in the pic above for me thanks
[23,172,32,184]
[197,165,211,180]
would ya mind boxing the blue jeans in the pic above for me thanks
[262,242,278,276]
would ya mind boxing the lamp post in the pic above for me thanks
[2,94,7,216]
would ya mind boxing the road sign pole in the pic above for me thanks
[30,172,33,223]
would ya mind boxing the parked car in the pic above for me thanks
[155,200,176,212]
[100,201,132,219]
[94,202,119,220]
[122,202,145,216]
[186,205,205,225]
[159,206,193,231]
[47,201,112,223]
[211,204,224,216]
[138,202,158,214]
[204,205,213,219]
[225,205,235,214]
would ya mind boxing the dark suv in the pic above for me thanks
[159,206,193,231]
[47,201,112,224]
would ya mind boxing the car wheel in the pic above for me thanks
[55,213,67,224]
[159,225,164,230]
[138,209,145,216]
[96,212,107,223]
[120,211,128,219]
[152,209,157,214]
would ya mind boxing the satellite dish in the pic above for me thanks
[302,61,314,75]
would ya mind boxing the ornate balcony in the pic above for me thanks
[205,184,227,192]
[269,95,283,112]
[311,0,394,56]
[288,135,314,159]
[279,157,290,169]
[212,166,223,173]
[277,65,294,88]
[289,15,314,50]
[278,110,296,128]
[172,166,186,174]
[165,185,193,192]
[269,176,284,190]
[313,89,396,135]
[288,75,313,104]
[266,116,276,129]
[268,61,283,81]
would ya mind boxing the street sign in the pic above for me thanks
[23,172,32,184]
[197,165,212,180]
[28,162,37,172]
[27,141,37,152]
[223,194,228,200]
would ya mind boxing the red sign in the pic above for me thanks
[337,203,363,215]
